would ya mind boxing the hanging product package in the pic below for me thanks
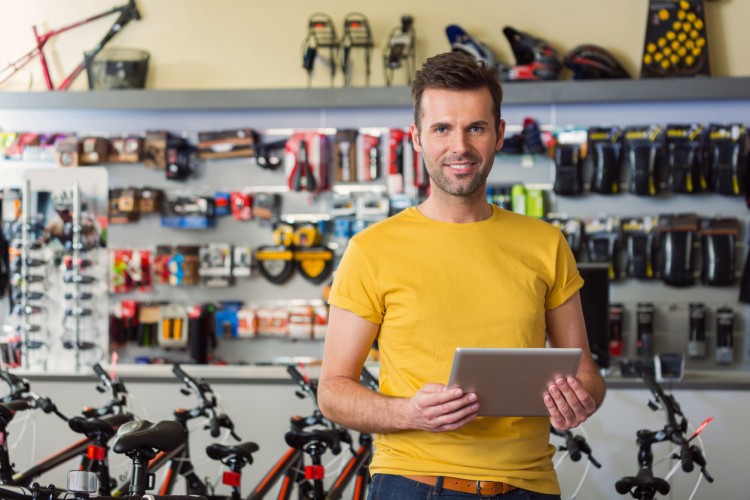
[621,216,659,280]
[699,216,738,286]
[640,0,710,78]
[553,128,587,196]
[588,126,624,194]
[584,216,621,281]
[624,125,664,196]
[707,123,748,196]
[658,213,697,287]
[664,123,708,193]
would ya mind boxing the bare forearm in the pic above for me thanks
[318,376,407,434]
[578,366,606,409]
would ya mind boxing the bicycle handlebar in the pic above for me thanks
[0,374,68,422]
[0,370,30,401]
[172,364,240,441]
[83,363,129,418]
[550,426,602,468]
[616,368,713,498]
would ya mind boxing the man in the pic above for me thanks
[318,52,605,499]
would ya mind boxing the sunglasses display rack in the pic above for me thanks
[7,180,50,370]
[59,182,104,372]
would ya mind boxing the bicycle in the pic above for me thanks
[550,425,601,500]
[0,0,141,91]
[615,369,714,500]
[0,363,133,496]
[245,364,378,500]
[111,363,247,497]
[0,417,208,499]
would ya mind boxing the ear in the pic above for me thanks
[495,119,506,151]
[409,122,422,152]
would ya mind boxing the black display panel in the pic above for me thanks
[577,263,610,369]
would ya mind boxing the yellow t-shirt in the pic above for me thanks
[328,205,583,495]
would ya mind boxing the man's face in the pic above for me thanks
[411,87,505,199]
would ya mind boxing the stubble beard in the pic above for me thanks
[427,155,489,198]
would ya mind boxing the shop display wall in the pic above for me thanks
[1,79,750,373]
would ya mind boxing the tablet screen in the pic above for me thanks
[447,347,582,416]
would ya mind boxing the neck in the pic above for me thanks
[417,192,493,223]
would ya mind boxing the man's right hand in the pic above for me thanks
[403,384,479,432]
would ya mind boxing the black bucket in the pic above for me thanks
[86,48,150,90]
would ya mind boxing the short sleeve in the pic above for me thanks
[328,239,385,324]
[545,231,584,310]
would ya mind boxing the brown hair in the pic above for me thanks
[411,51,503,133]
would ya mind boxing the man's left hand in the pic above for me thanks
[544,377,596,430]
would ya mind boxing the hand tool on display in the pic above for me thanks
[387,129,406,193]
[291,139,318,192]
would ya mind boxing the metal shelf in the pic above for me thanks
[1,76,750,110]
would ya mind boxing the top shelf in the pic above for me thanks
[2,77,750,110]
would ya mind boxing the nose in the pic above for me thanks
[450,131,470,155]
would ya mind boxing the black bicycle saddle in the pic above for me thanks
[68,416,118,440]
[206,441,260,462]
[112,419,185,454]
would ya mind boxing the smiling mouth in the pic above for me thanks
[446,162,475,170]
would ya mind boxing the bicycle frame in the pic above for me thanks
[247,447,305,500]
[111,437,212,497]
[0,0,140,91]
[326,434,372,500]
[2,413,132,496]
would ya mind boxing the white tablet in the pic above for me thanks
[447,347,582,417]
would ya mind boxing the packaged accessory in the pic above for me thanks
[609,303,624,357]
[688,302,707,359]
[622,216,658,280]
[658,213,697,287]
[584,216,621,281]
[707,123,747,196]
[159,304,188,348]
[109,135,143,163]
[197,128,258,159]
[715,306,734,365]
[664,123,707,193]
[699,216,738,286]
[335,129,357,183]
[199,243,233,287]
[636,302,655,358]
[640,0,710,78]
[624,125,664,196]
[546,215,584,260]
[588,126,624,194]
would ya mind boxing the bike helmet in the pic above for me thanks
[498,26,562,81]
[564,44,631,79]
[446,24,497,67]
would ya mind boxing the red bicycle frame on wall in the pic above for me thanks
[0,0,141,91]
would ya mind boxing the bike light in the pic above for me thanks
[305,464,325,480]
[87,444,106,461]
[223,470,241,487]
